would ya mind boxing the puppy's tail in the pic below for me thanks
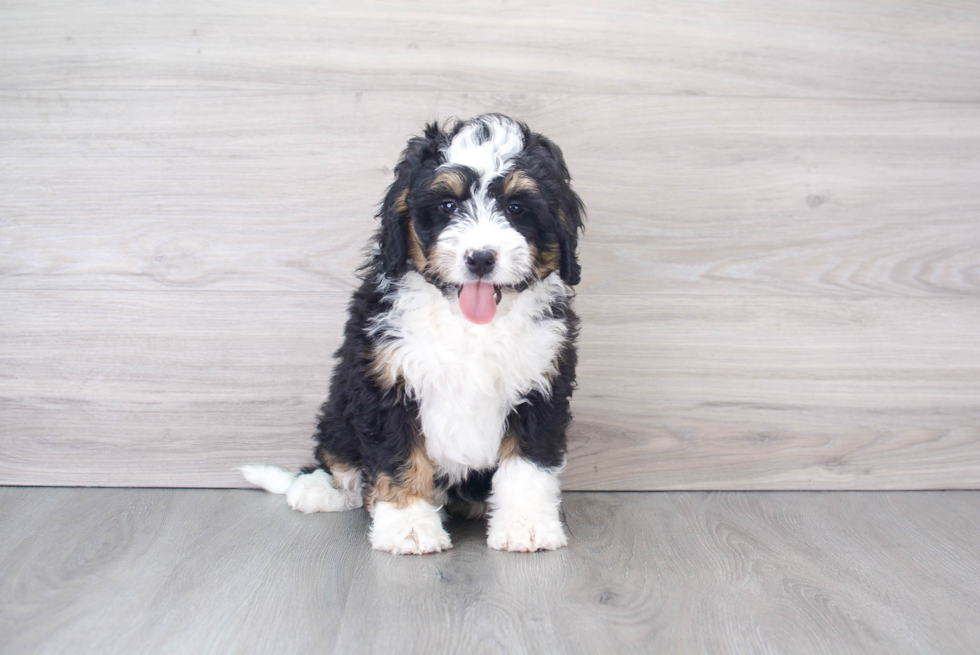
[238,464,364,513]
[238,464,297,494]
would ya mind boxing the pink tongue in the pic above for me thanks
[459,282,497,325]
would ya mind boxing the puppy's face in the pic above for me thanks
[378,115,584,324]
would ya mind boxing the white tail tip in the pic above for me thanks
[238,464,297,495]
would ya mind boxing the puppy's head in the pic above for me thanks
[375,114,584,324]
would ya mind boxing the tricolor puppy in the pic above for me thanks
[241,114,585,554]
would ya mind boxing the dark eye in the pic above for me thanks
[439,200,458,215]
[506,203,524,216]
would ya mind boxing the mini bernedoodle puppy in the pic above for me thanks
[241,114,585,555]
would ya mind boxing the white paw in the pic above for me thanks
[285,469,354,513]
[370,500,452,555]
[486,457,568,552]
[487,513,568,552]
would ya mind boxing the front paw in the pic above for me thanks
[373,524,452,555]
[487,515,568,552]
[370,500,452,555]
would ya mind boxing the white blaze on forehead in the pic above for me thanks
[443,115,525,180]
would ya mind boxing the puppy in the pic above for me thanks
[241,114,585,554]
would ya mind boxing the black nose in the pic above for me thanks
[465,249,496,277]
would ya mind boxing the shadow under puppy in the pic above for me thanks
[242,114,585,554]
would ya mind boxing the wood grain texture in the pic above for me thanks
[0,487,368,654]
[570,294,980,490]
[2,487,979,654]
[2,0,979,489]
[2,291,977,488]
[3,92,979,297]
[2,0,979,101]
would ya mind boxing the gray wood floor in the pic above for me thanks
[1,488,978,654]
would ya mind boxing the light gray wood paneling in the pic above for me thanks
[2,1,979,489]
[2,1,980,101]
[3,92,979,297]
[2,488,980,654]
[570,294,980,490]
[2,291,977,488]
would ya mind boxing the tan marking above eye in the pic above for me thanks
[503,170,538,196]
[429,170,467,197]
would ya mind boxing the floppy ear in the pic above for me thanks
[531,134,585,286]
[557,187,585,287]
[376,123,447,278]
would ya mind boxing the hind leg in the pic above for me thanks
[282,447,365,513]
[444,468,494,519]
[239,463,364,513]
[286,466,364,513]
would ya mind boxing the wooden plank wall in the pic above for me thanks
[1,0,978,489]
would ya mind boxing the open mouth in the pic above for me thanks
[457,281,503,324]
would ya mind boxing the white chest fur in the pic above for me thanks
[370,272,569,483]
